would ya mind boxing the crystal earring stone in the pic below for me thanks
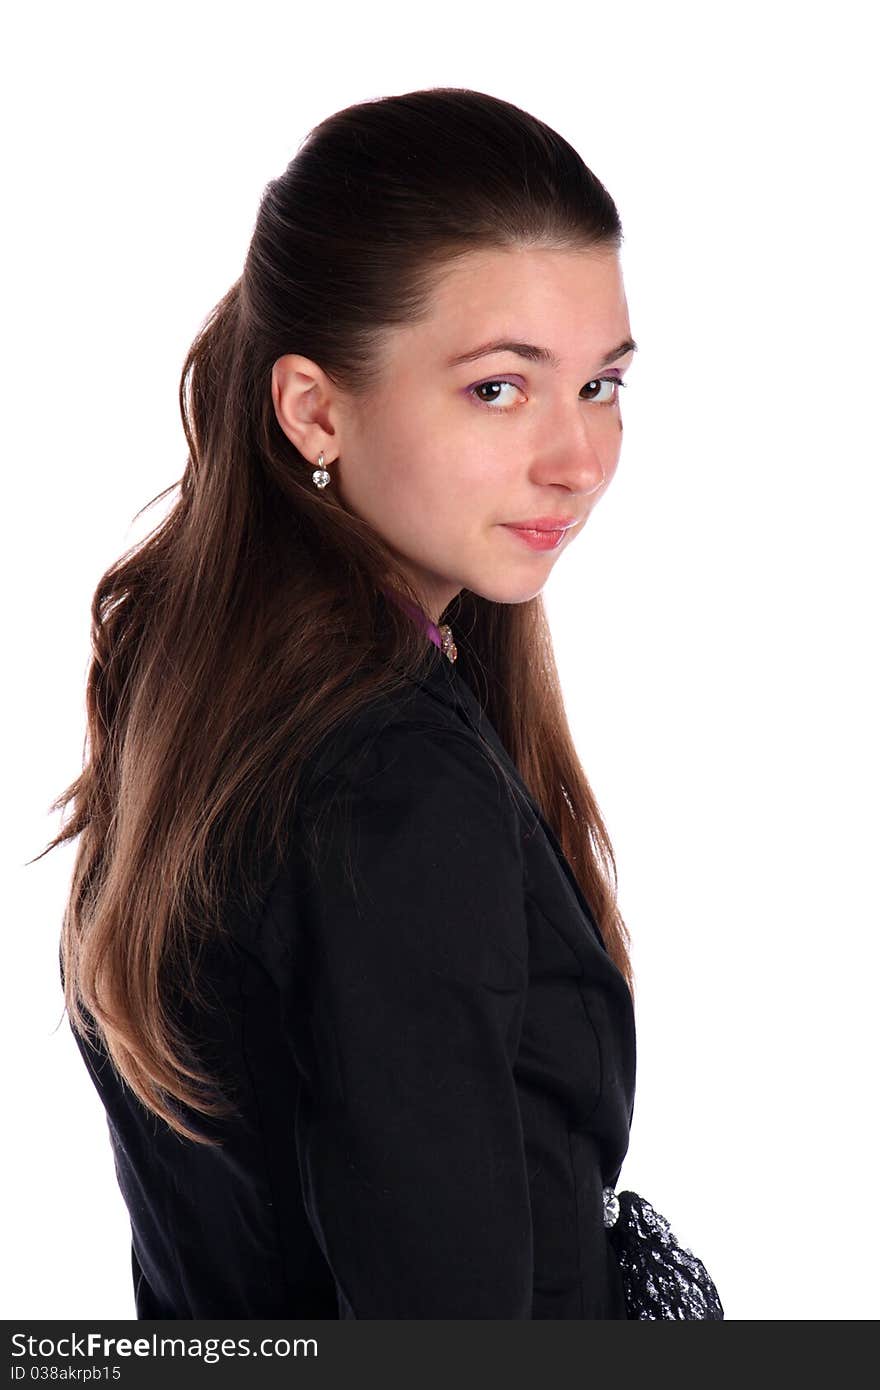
[312,451,331,489]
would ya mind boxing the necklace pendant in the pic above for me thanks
[438,623,457,662]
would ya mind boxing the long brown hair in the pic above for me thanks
[40,86,634,1144]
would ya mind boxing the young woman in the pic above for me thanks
[50,87,642,1319]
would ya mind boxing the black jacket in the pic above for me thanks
[68,644,637,1318]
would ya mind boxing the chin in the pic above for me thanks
[463,576,549,607]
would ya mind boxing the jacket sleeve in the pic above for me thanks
[290,720,533,1318]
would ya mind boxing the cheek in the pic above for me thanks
[377,444,462,530]
[602,453,622,493]
[357,393,513,520]
[601,415,624,477]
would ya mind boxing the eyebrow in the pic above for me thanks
[446,335,638,370]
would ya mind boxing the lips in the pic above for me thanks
[502,524,569,552]
[504,516,579,530]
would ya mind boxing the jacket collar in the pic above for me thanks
[410,649,540,822]
[411,647,608,955]
[410,646,511,762]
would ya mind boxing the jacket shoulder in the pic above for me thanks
[298,679,486,802]
[227,675,531,977]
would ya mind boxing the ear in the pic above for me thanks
[271,353,338,462]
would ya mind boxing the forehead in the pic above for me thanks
[410,245,628,350]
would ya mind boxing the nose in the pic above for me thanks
[552,424,608,497]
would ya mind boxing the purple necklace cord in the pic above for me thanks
[381,589,443,651]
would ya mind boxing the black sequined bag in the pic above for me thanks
[602,1187,724,1320]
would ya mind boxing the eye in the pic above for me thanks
[583,375,628,404]
[469,379,525,409]
[468,374,627,413]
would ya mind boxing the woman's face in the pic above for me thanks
[274,245,636,623]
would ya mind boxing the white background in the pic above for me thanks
[4,0,877,1321]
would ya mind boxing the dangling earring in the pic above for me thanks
[312,451,331,489]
